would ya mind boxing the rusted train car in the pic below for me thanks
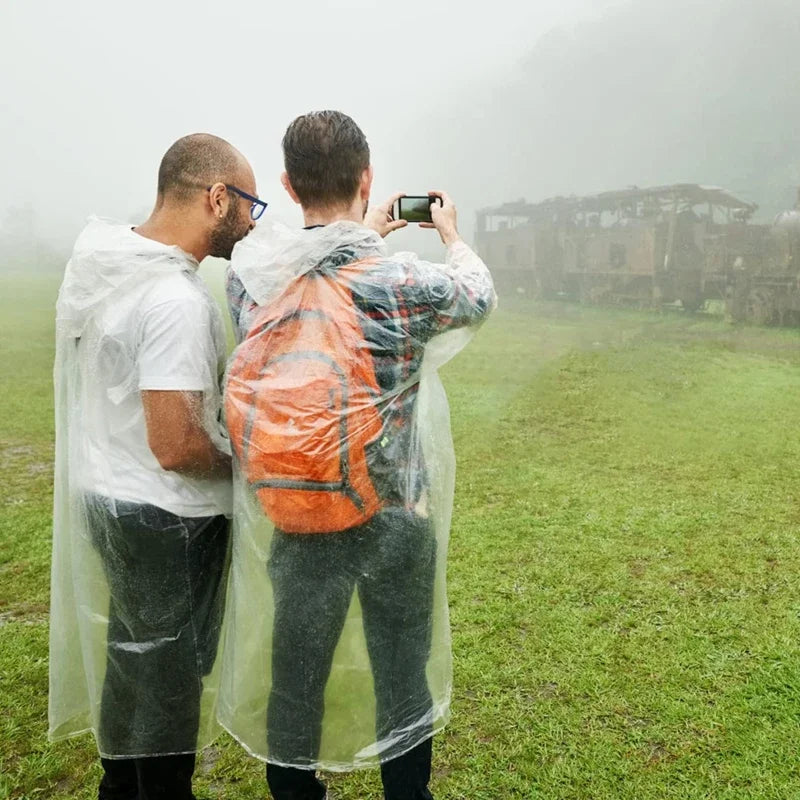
[475,184,800,324]
[724,199,800,325]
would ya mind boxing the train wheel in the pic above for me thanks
[680,295,703,313]
[745,287,777,326]
[579,280,594,305]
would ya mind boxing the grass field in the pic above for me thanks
[3,270,800,799]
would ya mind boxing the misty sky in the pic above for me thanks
[1,0,626,250]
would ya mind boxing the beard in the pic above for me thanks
[208,202,249,260]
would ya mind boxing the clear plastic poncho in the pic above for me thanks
[49,218,232,758]
[218,219,496,770]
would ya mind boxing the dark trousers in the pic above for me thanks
[87,497,230,800]
[266,508,437,800]
[99,754,196,800]
[267,738,434,800]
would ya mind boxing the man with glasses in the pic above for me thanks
[49,133,264,800]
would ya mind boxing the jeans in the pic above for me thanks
[266,507,437,799]
[86,496,230,797]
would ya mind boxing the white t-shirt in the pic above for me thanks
[76,260,232,518]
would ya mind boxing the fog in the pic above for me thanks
[1,0,798,268]
[438,0,800,222]
[1,0,623,265]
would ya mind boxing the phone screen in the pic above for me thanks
[398,196,438,223]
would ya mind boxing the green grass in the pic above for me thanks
[3,271,800,798]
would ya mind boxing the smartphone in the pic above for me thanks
[396,195,442,224]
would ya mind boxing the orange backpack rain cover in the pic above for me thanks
[225,259,384,534]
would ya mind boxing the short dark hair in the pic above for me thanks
[282,111,370,209]
[157,133,241,204]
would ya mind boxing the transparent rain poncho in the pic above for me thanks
[219,219,496,770]
[49,218,232,757]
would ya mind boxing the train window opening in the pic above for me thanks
[609,243,627,269]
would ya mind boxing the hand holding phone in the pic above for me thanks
[364,192,408,238]
[421,191,460,246]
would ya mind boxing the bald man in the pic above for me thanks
[49,134,264,800]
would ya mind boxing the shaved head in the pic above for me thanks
[135,133,257,263]
[157,133,246,205]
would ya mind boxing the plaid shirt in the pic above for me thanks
[226,240,495,508]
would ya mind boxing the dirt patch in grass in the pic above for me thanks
[199,745,222,775]
[0,602,49,627]
[0,443,36,462]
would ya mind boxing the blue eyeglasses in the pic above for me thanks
[208,184,268,221]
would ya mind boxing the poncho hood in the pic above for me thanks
[229,218,387,308]
[56,217,197,338]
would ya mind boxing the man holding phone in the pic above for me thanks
[221,110,495,800]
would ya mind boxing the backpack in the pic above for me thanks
[225,258,384,534]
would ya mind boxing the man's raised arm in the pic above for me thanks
[419,190,497,332]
